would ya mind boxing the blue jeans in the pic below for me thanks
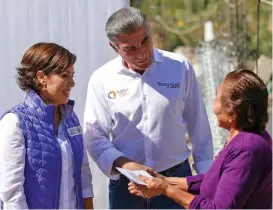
[109,159,192,209]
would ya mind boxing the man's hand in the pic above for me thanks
[145,168,166,179]
[113,157,152,172]
[121,161,149,171]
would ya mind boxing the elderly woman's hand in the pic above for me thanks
[128,176,168,198]
[128,182,154,198]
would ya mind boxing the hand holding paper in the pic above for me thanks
[116,167,153,185]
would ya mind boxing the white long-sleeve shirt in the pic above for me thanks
[84,48,213,180]
[0,113,93,209]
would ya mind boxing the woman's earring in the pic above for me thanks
[42,81,47,90]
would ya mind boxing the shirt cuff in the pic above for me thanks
[193,160,213,174]
[186,174,204,194]
[189,195,203,209]
[95,148,126,180]
[82,187,94,198]
[186,174,204,183]
[3,202,28,209]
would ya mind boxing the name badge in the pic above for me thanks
[67,126,82,136]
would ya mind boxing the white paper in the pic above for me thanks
[116,167,153,185]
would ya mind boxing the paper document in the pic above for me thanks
[116,167,153,185]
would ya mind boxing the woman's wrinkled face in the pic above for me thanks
[213,83,232,130]
[38,65,75,105]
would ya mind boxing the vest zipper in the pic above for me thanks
[53,125,62,208]
[65,123,80,209]
[71,145,80,209]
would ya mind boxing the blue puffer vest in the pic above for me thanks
[3,90,84,209]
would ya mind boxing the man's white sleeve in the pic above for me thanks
[83,76,125,179]
[182,61,214,174]
[81,148,94,198]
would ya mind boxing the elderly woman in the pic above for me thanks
[0,43,93,209]
[129,69,272,209]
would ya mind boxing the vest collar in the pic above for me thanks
[24,90,75,123]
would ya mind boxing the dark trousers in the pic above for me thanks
[109,159,192,209]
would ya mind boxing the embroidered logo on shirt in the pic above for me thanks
[108,88,129,99]
[67,126,82,136]
[108,91,116,99]
[116,88,129,97]
[157,82,180,88]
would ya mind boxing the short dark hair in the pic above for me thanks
[222,69,268,134]
[16,42,76,92]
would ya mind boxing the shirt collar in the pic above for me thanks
[25,90,75,123]
[153,48,163,63]
[118,48,163,74]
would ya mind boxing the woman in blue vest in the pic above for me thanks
[0,43,94,209]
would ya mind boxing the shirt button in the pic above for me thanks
[144,116,148,120]
[143,95,146,100]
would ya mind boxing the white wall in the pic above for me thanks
[0,0,129,208]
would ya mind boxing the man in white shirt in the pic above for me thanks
[83,7,213,209]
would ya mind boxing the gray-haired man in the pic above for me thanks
[84,7,213,209]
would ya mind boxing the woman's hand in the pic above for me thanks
[128,182,154,198]
[128,176,168,198]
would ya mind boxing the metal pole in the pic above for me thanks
[242,0,247,66]
[226,0,231,40]
[235,0,241,67]
[217,0,222,39]
[255,0,261,74]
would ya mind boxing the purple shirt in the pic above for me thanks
[187,131,272,209]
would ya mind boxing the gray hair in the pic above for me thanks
[105,7,147,44]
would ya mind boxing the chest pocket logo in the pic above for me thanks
[108,91,116,99]
[108,88,130,99]
[67,126,82,136]
[116,88,130,97]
